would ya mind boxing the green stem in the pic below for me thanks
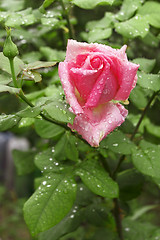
[59,0,74,39]
[9,58,18,88]
[113,198,124,240]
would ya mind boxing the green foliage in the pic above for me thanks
[132,140,160,178]
[24,173,77,235]
[0,0,160,239]
[100,130,136,154]
[72,0,114,9]
[12,149,36,175]
[75,159,119,198]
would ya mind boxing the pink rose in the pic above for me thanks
[58,40,139,147]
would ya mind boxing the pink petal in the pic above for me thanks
[58,62,83,114]
[68,102,128,147]
[66,40,96,62]
[114,61,139,101]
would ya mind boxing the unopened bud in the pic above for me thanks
[3,28,19,59]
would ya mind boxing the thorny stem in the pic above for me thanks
[59,0,74,39]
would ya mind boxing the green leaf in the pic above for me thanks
[115,15,150,39]
[40,47,65,62]
[0,72,12,85]
[100,130,136,155]
[26,61,57,70]
[41,0,56,9]
[87,28,112,42]
[0,114,20,131]
[130,205,158,221]
[86,12,114,30]
[85,203,108,227]
[145,120,160,138]
[16,106,41,118]
[132,140,160,178]
[34,147,73,173]
[12,150,36,175]
[117,169,144,201]
[142,32,159,48]
[24,173,77,236]
[41,17,60,27]
[0,52,24,76]
[0,85,20,94]
[18,117,35,128]
[123,218,158,240]
[132,58,156,73]
[116,0,142,21]
[54,133,79,162]
[34,118,64,139]
[72,0,114,9]
[138,1,160,28]
[43,101,75,124]
[75,159,119,198]
[39,205,85,240]
[137,72,160,92]
[129,85,148,109]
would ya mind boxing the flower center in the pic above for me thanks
[90,57,102,69]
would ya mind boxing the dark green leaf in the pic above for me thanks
[18,117,35,128]
[17,106,41,118]
[137,72,160,91]
[132,140,160,178]
[115,15,149,39]
[43,101,75,124]
[142,32,159,48]
[86,12,113,30]
[54,133,78,161]
[0,52,24,76]
[26,61,57,70]
[12,150,36,175]
[0,72,12,85]
[39,205,85,240]
[72,0,114,9]
[34,118,64,139]
[138,1,160,28]
[40,47,65,62]
[75,159,119,198]
[116,0,142,21]
[0,114,20,131]
[34,147,73,173]
[24,173,77,236]
[0,85,20,94]
[117,169,144,201]
[87,28,112,42]
[123,218,158,240]
[100,130,136,154]
[132,58,156,73]
[129,85,148,109]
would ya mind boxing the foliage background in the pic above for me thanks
[0,0,160,239]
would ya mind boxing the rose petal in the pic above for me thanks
[66,40,96,62]
[68,102,128,147]
[114,61,139,101]
[58,62,83,114]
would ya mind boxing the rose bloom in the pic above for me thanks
[58,40,139,147]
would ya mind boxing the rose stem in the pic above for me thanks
[59,0,74,39]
